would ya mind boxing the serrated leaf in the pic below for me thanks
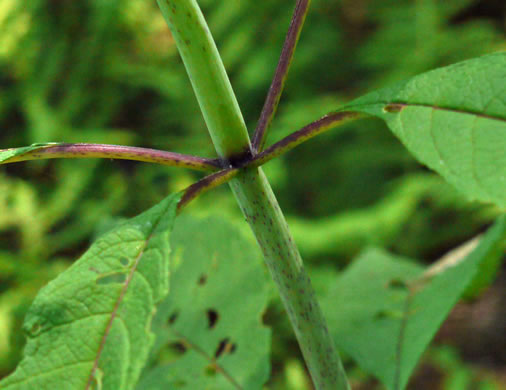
[0,143,61,164]
[138,215,271,390]
[0,193,181,390]
[322,215,506,390]
[340,52,506,208]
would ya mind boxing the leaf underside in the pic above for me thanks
[322,215,506,390]
[341,52,506,208]
[0,193,181,390]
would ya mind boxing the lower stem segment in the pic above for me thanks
[229,167,350,390]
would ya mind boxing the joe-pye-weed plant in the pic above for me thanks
[0,0,505,389]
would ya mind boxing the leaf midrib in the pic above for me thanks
[385,102,506,122]
[345,101,506,122]
[85,208,169,390]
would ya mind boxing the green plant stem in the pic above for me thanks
[230,168,350,390]
[158,1,350,389]
[157,0,251,160]
[0,143,219,172]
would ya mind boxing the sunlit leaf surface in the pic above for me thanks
[0,194,180,390]
[341,53,506,208]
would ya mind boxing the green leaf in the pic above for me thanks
[322,215,506,390]
[0,193,181,390]
[341,52,506,208]
[0,143,61,163]
[138,215,271,390]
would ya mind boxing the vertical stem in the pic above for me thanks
[230,168,350,390]
[158,1,350,388]
[157,0,251,159]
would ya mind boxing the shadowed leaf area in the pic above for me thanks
[322,215,506,390]
[138,215,271,390]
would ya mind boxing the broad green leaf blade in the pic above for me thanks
[138,215,271,390]
[322,215,506,390]
[0,193,181,390]
[0,143,61,163]
[340,52,506,208]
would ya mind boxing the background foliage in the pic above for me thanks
[0,0,504,388]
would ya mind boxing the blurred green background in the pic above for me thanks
[0,0,504,388]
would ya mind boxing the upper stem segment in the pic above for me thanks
[157,0,251,160]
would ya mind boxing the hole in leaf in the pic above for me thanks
[168,341,187,356]
[206,309,219,329]
[388,278,408,290]
[198,274,207,285]
[119,257,129,266]
[96,272,127,285]
[214,338,233,358]
[168,311,179,325]
[205,364,217,377]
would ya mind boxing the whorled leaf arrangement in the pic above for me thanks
[0,0,504,389]
[2,53,505,210]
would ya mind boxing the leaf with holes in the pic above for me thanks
[0,193,181,390]
[340,52,506,208]
[137,215,271,390]
[0,143,62,164]
[321,215,506,390]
